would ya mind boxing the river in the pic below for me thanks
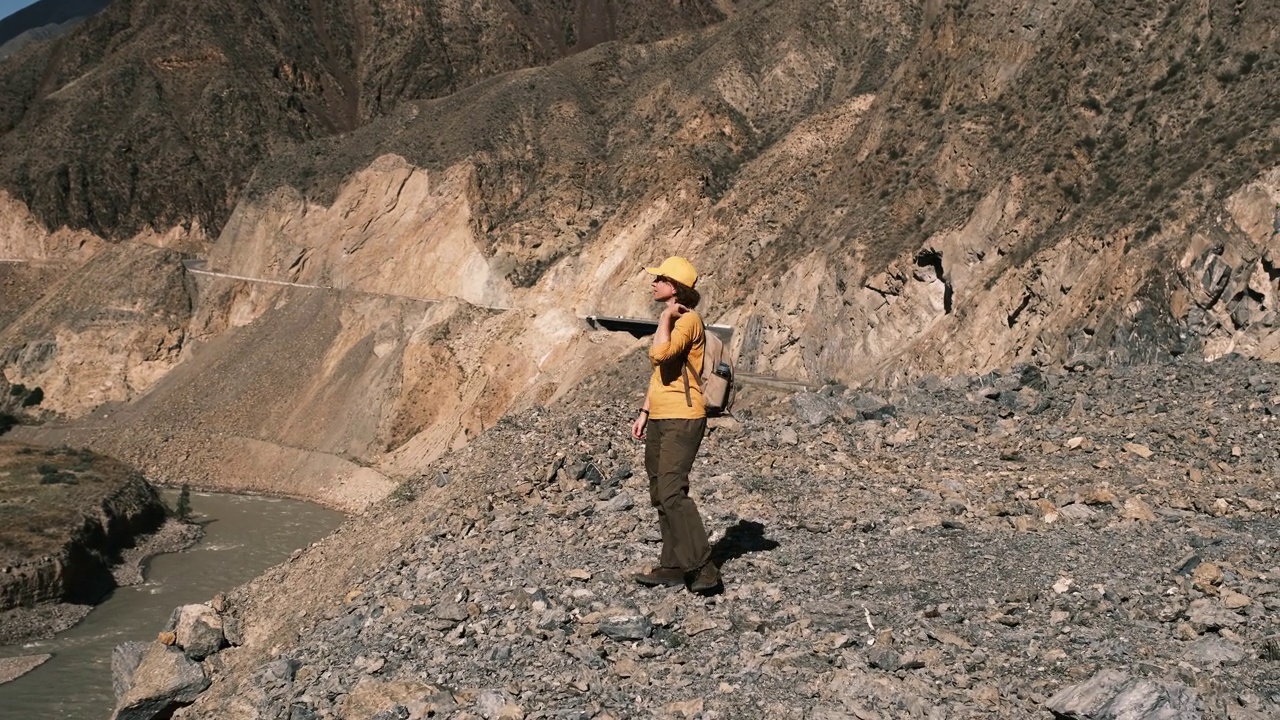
[0,490,343,719]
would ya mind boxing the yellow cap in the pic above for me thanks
[645,256,698,288]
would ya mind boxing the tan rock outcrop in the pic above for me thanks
[212,158,512,308]
[0,244,192,418]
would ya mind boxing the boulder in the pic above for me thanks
[1183,636,1245,668]
[1045,668,1202,719]
[111,644,210,720]
[111,641,149,699]
[167,604,226,660]
[1186,598,1241,632]
[848,393,895,421]
[791,393,836,427]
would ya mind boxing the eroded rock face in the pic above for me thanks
[0,456,167,616]
[111,642,149,700]
[211,160,512,309]
[0,243,192,418]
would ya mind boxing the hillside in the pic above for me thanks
[0,0,730,241]
[0,0,1274,508]
[116,353,1280,719]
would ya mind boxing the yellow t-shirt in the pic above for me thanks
[647,312,706,420]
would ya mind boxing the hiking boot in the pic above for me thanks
[688,563,722,595]
[634,566,685,587]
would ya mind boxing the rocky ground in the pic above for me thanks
[147,351,1280,720]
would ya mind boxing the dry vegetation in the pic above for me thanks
[0,442,140,565]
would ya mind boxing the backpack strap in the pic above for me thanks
[680,316,707,407]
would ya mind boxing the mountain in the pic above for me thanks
[1,0,1277,507]
[0,0,730,240]
[0,0,109,48]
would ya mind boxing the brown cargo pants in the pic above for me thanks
[645,418,711,573]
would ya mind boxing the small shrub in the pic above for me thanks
[20,387,42,407]
[39,472,77,485]
[175,484,192,520]
[36,463,59,476]
[1241,52,1259,76]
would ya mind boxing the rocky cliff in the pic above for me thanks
[0,442,170,644]
[0,243,192,418]
[220,0,1278,384]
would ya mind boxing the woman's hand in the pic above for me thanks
[661,303,689,322]
[631,412,648,440]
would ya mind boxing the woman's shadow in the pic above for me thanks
[711,520,779,568]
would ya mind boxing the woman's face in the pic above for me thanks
[652,276,675,302]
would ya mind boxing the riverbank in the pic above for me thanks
[0,654,50,684]
[0,491,344,720]
[0,518,204,648]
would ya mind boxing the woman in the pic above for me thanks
[630,256,721,594]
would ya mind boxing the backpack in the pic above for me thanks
[682,319,735,416]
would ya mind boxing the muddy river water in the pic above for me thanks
[0,490,343,719]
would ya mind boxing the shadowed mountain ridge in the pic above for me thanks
[0,0,730,239]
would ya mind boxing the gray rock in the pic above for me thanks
[1183,635,1245,667]
[599,492,635,512]
[599,611,652,641]
[1013,363,1047,390]
[222,615,244,646]
[849,393,895,421]
[171,604,226,660]
[434,602,469,623]
[582,463,605,485]
[545,455,566,483]
[791,393,835,426]
[1263,635,1280,662]
[867,645,901,671]
[268,657,301,682]
[1186,598,1241,631]
[111,642,150,700]
[1058,503,1098,522]
[1045,668,1202,719]
[476,689,510,719]
[111,645,210,720]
